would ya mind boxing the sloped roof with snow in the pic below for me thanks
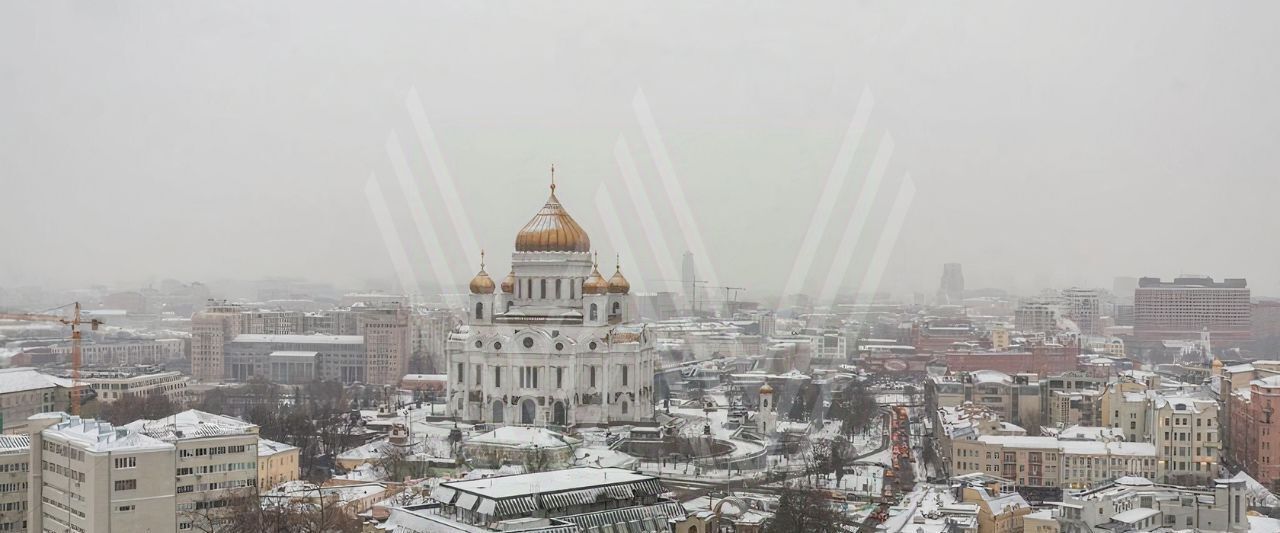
[0,367,72,394]
[124,409,256,441]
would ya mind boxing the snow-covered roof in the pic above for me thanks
[125,409,256,440]
[0,368,72,394]
[46,415,172,453]
[0,435,30,453]
[467,426,578,449]
[1112,507,1160,523]
[976,436,1059,449]
[971,369,1012,385]
[436,467,655,500]
[232,334,363,344]
[258,437,298,457]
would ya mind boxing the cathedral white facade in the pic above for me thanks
[447,176,657,427]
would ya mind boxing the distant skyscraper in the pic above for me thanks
[682,251,698,312]
[938,263,965,304]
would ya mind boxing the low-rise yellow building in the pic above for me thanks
[258,437,300,490]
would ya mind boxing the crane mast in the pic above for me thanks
[0,302,103,415]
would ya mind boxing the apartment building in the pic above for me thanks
[0,435,28,533]
[0,369,70,435]
[49,338,184,366]
[79,368,189,404]
[27,409,259,533]
[28,413,178,533]
[124,410,259,532]
[1056,477,1247,533]
[1227,374,1280,486]
[927,371,1042,429]
[951,435,1158,491]
[1151,395,1219,485]
[1098,375,1220,485]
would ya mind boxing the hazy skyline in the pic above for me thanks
[4,2,1279,299]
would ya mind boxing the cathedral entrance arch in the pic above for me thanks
[552,401,567,426]
[520,398,538,425]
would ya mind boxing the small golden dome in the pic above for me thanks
[514,172,590,253]
[607,259,630,294]
[1212,358,1224,369]
[584,254,609,295]
[759,383,774,394]
[470,271,495,294]
[469,251,495,294]
[500,269,516,294]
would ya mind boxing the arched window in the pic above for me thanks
[590,303,598,321]
[612,302,621,316]
[475,302,484,320]
[555,279,562,299]
[526,279,532,298]
[540,279,547,299]
[506,301,513,312]
[570,280,576,299]
[621,401,629,415]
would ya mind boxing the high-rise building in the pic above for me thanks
[938,263,965,304]
[681,251,698,312]
[1134,276,1251,343]
[359,306,413,387]
[1061,288,1100,336]
[191,302,244,381]
[449,179,657,427]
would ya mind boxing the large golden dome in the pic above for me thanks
[515,181,591,253]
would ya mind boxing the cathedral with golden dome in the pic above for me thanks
[448,170,656,427]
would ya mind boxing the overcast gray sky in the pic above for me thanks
[3,2,1278,299]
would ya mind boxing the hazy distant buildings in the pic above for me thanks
[224,334,365,384]
[1061,288,1101,336]
[1134,276,1251,343]
[938,263,965,304]
[192,300,415,386]
[1015,297,1061,334]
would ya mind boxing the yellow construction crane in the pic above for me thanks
[0,302,103,415]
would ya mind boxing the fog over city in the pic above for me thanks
[3,2,1279,299]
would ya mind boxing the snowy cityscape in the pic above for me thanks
[5,2,1280,533]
